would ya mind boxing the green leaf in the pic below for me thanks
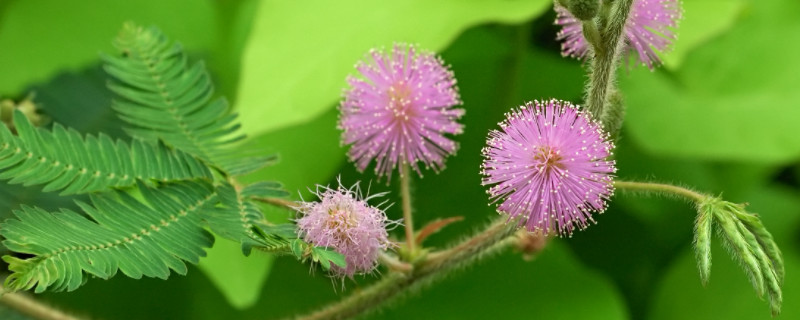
[235,0,552,136]
[622,0,800,162]
[310,247,346,271]
[694,199,713,286]
[197,237,275,309]
[0,110,212,195]
[0,0,216,95]
[27,65,127,138]
[0,181,217,293]
[198,109,345,310]
[103,22,260,174]
[204,183,293,256]
[239,108,345,200]
[649,241,800,320]
[663,0,746,69]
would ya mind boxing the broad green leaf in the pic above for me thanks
[0,0,215,95]
[663,0,746,69]
[239,108,346,201]
[197,238,274,309]
[621,0,800,162]
[236,0,552,136]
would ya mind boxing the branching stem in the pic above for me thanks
[292,219,518,320]
[0,286,82,320]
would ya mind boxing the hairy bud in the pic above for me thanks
[569,0,600,21]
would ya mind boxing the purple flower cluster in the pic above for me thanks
[296,182,393,277]
[340,44,464,179]
[481,100,616,236]
[555,0,682,69]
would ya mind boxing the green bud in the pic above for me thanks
[569,0,600,21]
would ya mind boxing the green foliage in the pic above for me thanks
[103,23,271,175]
[662,0,746,69]
[235,0,553,136]
[0,0,217,95]
[206,183,289,255]
[0,110,211,195]
[695,197,783,315]
[693,200,713,286]
[1,181,216,293]
[622,0,800,162]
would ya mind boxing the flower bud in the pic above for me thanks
[569,0,600,21]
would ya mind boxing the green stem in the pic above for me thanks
[400,163,416,256]
[614,180,707,203]
[0,286,82,320]
[585,0,635,125]
[292,219,518,320]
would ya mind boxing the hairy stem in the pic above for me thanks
[0,287,82,320]
[614,180,707,203]
[255,196,297,210]
[400,163,416,256]
[585,0,635,125]
[293,219,519,320]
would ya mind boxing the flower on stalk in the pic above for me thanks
[555,0,682,69]
[480,100,616,236]
[296,181,393,277]
[340,43,464,180]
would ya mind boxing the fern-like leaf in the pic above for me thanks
[206,183,292,255]
[0,110,211,195]
[103,22,272,175]
[0,181,217,293]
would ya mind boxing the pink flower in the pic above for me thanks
[480,100,616,236]
[555,0,682,69]
[296,181,393,276]
[340,44,464,180]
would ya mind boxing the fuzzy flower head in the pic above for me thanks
[555,0,682,69]
[480,100,616,236]
[296,181,393,277]
[340,43,464,180]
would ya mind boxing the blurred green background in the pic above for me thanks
[0,0,798,319]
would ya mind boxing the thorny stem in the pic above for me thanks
[585,0,635,126]
[614,180,707,203]
[0,286,82,320]
[400,163,416,257]
[292,219,519,320]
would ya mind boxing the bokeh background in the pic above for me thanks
[0,0,798,319]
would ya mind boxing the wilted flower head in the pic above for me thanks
[555,0,682,69]
[480,100,616,236]
[340,43,464,180]
[296,181,393,276]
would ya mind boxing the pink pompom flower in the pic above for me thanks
[340,43,464,180]
[480,100,616,236]
[296,181,394,277]
[555,0,682,69]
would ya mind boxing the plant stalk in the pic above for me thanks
[292,219,518,320]
[0,286,82,320]
[614,180,707,203]
[400,163,416,256]
[585,0,635,125]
